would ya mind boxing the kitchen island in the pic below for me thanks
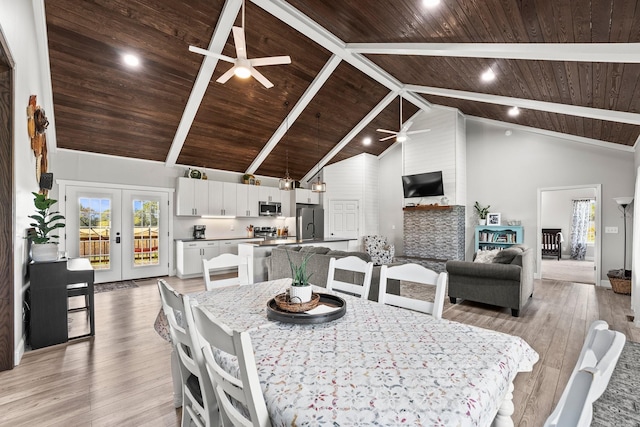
[239,238,358,283]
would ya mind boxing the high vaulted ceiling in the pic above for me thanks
[44,0,640,183]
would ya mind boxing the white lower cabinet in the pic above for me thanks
[176,241,220,278]
[176,238,262,278]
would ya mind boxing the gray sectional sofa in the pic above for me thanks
[267,245,399,301]
[445,245,534,317]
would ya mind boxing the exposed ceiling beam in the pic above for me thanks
[245,54,342,174]
[165,0,242,167]
[250,0,432,113]
[405,84,640,126]
[301,90,400,183]
[346,43,640,63]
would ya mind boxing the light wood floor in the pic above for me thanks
[1,276,637,426]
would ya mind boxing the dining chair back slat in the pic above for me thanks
[191,304,272,427]
[203,253,253,291]
[379,263,447,319]
[326,256,374,299]
[544,320,626,427]
[157,280,218,427]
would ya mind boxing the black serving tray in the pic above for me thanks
[266,293,346,324]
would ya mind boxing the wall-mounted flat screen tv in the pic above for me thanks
[402,171,444,198]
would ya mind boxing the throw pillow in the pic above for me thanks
[493,248,521,264]
[300,246,331,255]
[474,249,501,263]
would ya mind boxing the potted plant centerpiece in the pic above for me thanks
[474,201,490,225]
[287,250,314,303]
[28,192,65,262]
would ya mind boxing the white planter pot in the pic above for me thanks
[31,243,59,262]
[478,219,487,225]
[289,285,312,303]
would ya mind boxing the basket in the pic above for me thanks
[607,270,632,294]
[274,292,320,313]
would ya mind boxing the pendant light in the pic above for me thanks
[311,112,326,193]
[279,101,294,191]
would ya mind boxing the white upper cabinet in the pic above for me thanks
[237,184,260,217]
[259,186,281,204]
[295,188,319,205]
[176,177,209,216]
[208,181,238,216]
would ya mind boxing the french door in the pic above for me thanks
[65,185,169,283]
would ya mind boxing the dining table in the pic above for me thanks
[162,278,539,427]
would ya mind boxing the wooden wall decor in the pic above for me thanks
[26,95,49,194]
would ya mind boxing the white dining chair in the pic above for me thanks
[203,253,253,291]
[544,320,626,427]
[157,280,219,427]
[378,263,447,319]
[191,304,272,427]
[326,256,374,299]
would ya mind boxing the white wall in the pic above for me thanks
[467,119,635,281]
[1,0,52,364]
[379,143,404,254]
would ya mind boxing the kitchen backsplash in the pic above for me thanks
[174,216,296,240]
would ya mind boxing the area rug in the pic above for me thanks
[592,340,640,426]
[94,280,139,293]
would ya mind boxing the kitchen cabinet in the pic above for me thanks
[176,177,209,216]
[236,184,260,217]
[219,238,262,255]
[259,186,281,204]
[176,240,219,278]
[281,189,294,217]
[295,188,319,205]
[209,181,237,216]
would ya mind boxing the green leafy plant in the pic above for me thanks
[474,201,490,219]
[286,249,314,286]
[28,192,65,244]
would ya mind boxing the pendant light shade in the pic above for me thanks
[312,112,326,193]
[279,101,294,191]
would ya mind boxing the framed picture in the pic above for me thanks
[487,212,501,225]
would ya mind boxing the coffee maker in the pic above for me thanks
[193,225,206,239]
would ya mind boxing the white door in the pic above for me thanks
[65,186,169,283]
[329,200,359,239]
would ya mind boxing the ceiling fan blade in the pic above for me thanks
[250,56,292,67]
[376,129,398,135]
[401,120,415,132]
[250,67,274,88]
[379,135,396,142]
[232,26,247,60]
[406,129,432,135]
[216,67,237,84]
[189,46,235,63]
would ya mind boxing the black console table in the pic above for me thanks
[29,258,94,349]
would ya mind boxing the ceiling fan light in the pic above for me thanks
[234,64,252,79]
[396,134,408,142]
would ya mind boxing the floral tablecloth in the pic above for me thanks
[190,279,539,427]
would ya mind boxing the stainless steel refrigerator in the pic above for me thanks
[296,207,324,240]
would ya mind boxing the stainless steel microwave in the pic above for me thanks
[259,201,281,216]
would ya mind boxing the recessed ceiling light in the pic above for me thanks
[505,130,513,136]
[123,54,140,67]
[508,106,520,117]
[363,137,372,146]
[481,68,495,82]
[423,0,440,7]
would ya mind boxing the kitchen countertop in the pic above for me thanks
[241,237,355,247]
[175,237,264,242]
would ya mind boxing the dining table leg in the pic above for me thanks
[171,347,183,408]
[491,381,515,427]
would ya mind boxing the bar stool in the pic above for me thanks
[66,258,95,338]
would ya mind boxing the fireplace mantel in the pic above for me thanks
[403,205,452,211]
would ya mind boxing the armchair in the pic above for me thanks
[364,235,395,265]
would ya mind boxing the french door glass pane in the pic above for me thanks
[133,199,159,266]
[79,197,111,269]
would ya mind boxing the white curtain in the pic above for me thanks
[570,199,591,260]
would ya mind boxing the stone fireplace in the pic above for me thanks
[400,205,465,272]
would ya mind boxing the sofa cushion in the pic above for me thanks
[299,246,331,255]
[493,248,522,264]
[474,249,501,263]
[326,250,371,262]
[277,245,300,251]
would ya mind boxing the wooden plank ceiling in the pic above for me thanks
[45,0,640,182]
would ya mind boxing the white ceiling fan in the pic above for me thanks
[377,96,430,142]
[189,0,291,89]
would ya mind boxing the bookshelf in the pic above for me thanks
[475,225,523,251]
